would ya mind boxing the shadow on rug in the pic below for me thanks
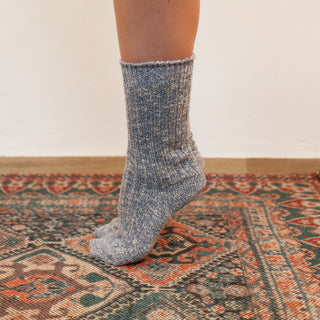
[0,173,319,319]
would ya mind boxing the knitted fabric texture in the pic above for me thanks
[90,53,206,266]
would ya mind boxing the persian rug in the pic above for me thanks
[0,172,319,320]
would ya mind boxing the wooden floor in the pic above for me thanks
[0,157,319,175]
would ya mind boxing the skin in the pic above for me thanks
[94,1,201,240]
[113,0,200,63]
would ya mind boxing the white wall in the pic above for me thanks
[0,0,319,158]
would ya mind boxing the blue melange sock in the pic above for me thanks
[89,53,206,266]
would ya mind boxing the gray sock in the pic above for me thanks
[89,53,206,266]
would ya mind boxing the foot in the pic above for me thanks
[90,168,206,266]
[94,148,205,239]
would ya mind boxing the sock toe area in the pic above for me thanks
[89,235,151,266]
[94,217,121,238]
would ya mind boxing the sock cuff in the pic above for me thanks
[119,52,195,95]
[119,53,196,67]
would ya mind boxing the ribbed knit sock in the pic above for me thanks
[89,53,206,266]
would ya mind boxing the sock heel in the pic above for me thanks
[169,171,207,214]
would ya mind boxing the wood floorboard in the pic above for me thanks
[0,157,319,175]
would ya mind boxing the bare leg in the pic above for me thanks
[113,0,200,63]
[95,0,202,238]
[90,0,205,265]
[94,0,203,240]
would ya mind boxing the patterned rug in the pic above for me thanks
[0,172,320,320]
